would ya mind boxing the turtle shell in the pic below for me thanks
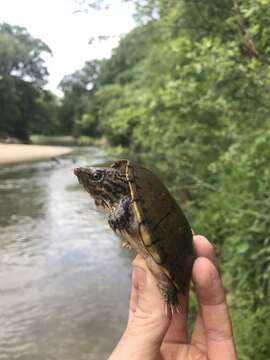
[120,160,194,294]
[108,160,194,293]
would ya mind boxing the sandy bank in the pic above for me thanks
[0,144,73,165]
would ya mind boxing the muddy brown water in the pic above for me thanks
[0,147,132,360]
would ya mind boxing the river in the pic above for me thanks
[0,147,132,360]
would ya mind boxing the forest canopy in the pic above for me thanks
[0,23,60,141]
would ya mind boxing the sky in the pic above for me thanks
[0,0,135,95]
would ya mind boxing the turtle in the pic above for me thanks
[74,159,194,310]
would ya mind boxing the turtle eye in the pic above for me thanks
[90,171,103,182]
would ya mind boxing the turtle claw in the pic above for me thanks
[122,241,132,250]
[163,302,181,316]
[159,285,178,306]
[158,284,182,315]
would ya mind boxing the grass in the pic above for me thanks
[30,135,101,146]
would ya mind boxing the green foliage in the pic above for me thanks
[68,1,270,358]
[194,127,270,358]
[76,135,99,146]
[30,134,98,146]
[29,91,61,135]
[0,23,51,85]
[58,60,101,136]
[58,22,162,138]
[30,135,77,146]
[0,23,55,141]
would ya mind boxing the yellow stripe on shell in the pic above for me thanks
[125,160,171,275]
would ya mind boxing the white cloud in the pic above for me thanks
[0,0,135,95]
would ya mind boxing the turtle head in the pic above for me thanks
[74,165,129,211]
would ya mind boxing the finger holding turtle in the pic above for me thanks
[108,235,237,360]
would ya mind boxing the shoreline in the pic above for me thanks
[0,144,73,165]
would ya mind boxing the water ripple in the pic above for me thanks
[0,147,131,360]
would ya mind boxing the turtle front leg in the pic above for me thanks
[108,196,132,234]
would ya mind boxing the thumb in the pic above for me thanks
[109,256,171,360]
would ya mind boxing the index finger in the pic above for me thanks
[192,257,237,360]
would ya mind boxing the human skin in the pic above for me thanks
[108,235,237,360]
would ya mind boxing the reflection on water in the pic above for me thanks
[0,147,132,360]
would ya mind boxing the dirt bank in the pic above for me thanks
[0,144,73,165]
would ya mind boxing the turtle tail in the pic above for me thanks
[158,284,182,315]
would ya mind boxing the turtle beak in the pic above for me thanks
[74,167,83,180]
[73,168,81,177]
[74,167,89,187]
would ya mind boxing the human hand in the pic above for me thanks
[108,235,237,360]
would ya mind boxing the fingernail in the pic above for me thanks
[134,266,146,290]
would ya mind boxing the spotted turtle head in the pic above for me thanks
[74,164,129,211]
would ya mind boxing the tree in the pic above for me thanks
[0,23,52,141]
[58,60,101,136]
[0,23,51,85]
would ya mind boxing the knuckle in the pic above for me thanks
[205,327,233,342]
[130,305,169,332]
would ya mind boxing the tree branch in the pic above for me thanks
[233,0,268,64]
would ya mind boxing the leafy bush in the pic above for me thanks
[60,2,270,357]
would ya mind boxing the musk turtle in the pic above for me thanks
[74,159,194,309]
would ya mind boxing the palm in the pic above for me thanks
[155,309,209,360]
